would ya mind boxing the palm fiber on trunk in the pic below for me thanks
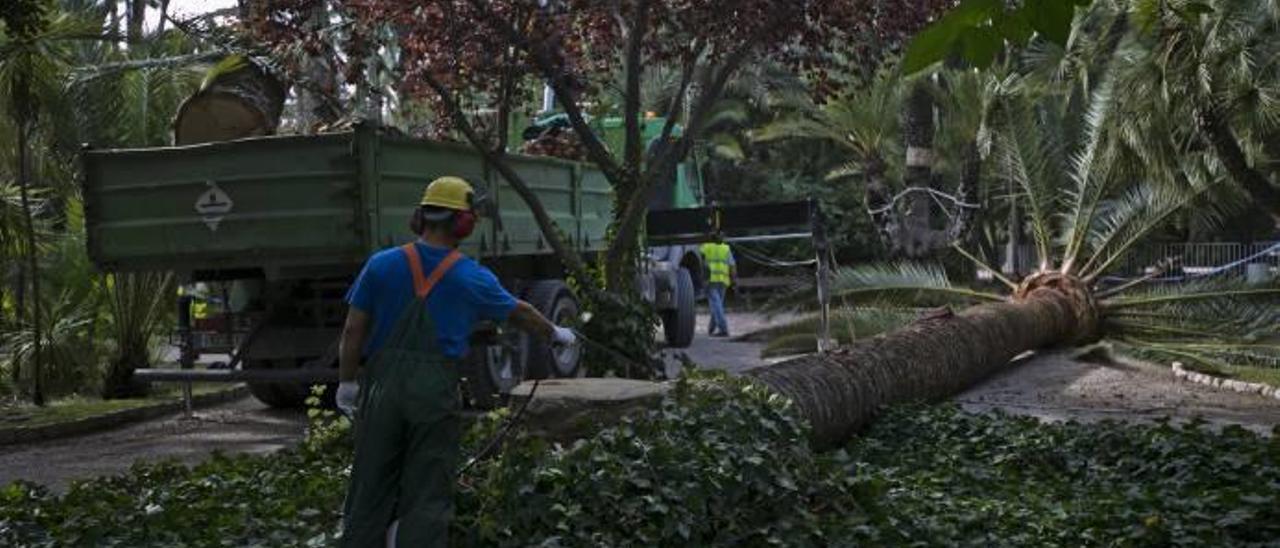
[747,289,1079,447]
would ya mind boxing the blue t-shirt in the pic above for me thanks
[345,242,518,359]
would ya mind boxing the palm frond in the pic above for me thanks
[1102,276,1280,368]
[1079,166,1228,279]
[752,70,902,168]
[768,262,1005,314]
[1058,76,1119,271]
[990,100,1061,268]
[951,244,1018,289]
[758,307,918,357]
[1105,285,1280,310]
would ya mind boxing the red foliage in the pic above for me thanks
[250,0,951,114]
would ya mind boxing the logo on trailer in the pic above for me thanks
[194,180,234,232]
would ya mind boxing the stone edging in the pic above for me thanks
[1171,362,1280,401]
[0,385,250,446]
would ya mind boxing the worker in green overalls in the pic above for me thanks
[700,233,737,337]
[336,176,577,547]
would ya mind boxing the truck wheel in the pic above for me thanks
[245,359,309,408]
[464,330,528,409]
[523,280,583,378]
[662,267,696,348]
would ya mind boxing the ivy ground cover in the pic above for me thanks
[0,372,1276,547]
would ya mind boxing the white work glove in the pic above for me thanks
[336,381,359,418]
[385,519,399,548]
[551,325,577,347]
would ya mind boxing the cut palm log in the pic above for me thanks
[173,55,286,145]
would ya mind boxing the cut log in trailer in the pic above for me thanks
[172,56,286,146]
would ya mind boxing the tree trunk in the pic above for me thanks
[173,57,286,145]
[747,284,1089,447]
[901,79,936,258]
[108,0,120,45]
[16,121,44,406]
[295,2,340,133]
[127,0,145,42]
[1004,178,1023,276]
[1196,105,1280,228]
[946,140,980,243]
[157,0,170,36]
[10,266,22,385]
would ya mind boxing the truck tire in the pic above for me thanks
[523,280,583,379]
[662,267,696,348]
[245,359,310,408]
[463,329,528,409]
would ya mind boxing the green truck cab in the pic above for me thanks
[82,122,702,407]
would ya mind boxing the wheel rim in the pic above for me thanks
[551,297,582,377]
[487,331,526,393]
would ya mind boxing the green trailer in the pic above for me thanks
[82,124,699,407]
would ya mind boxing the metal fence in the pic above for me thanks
[993,241,1280,281]
[1117,241,1280,279]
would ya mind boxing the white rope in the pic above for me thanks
[866,186,980,216]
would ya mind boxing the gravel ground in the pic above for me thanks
[958,351,1280,434]
[660,310,795,376]
[0,397,306,493]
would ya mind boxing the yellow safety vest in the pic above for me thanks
[701,242,732,287]
[179,286,211,320]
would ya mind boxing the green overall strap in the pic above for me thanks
[400,243,463,299]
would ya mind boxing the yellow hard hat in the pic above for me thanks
[419,176,474,211]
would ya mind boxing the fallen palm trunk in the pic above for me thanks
[749,281,1090,446]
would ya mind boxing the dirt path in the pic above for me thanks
[660,311,794,376]
[958,352,1280,434]
[0,397,306,493]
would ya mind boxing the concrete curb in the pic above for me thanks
[1171,362,1280,401]
[0,385,250,446]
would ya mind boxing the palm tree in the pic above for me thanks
[102,271,172,398]
[754,67,989,259]
[748,63,1279,446]
[2,1,209,402]
[1122,0,1280,226]
[0,1,87,405]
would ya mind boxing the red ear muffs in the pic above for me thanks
[453,210,477,239]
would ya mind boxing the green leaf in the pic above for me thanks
[1022,0,1076,45]
[200,54,247,91]
[1175,1,1214,24]
[994,9,1034,45]
[904,0,1005,73]
[960,27,1003,67]
[903,19,963,74]
[1182,2,1213,14]
[950,0,1005,24]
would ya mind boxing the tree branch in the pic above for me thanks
[946,139,981,243]
[655,45,701,154]
[465,0,629,186]
[622,0,651,174]
[607,13,790,264]
[70,52,225,83]
[421,71,591,283]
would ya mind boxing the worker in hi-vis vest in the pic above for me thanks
[336,176,577,547]
[700,233,737,337]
